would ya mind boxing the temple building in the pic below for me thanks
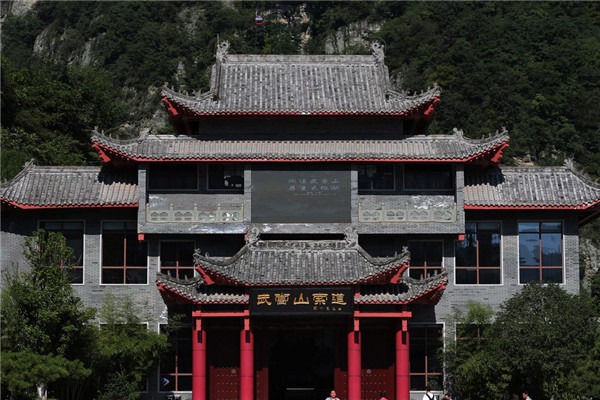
[2,42,600,400]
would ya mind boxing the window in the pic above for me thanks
[39,221,84,284]
[455,222,501,284]
[160,324,192,391]
[408,241,443,279]
[410,325,443,390]
[404,164,453,190]
[208,164,244,191]
[357,164,395,191]
[102,221,147,284]
[519,221,563,283]
[455,323,489,354]
[161,242,195,280]
[456,323,488,343]
[148,164,198,190]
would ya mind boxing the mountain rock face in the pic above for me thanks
[324,20,381,54]
[581,238,600,290]
[1,0,37,19]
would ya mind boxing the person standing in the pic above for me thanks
[443,393,452,400]
[423,386,434,400]
[522,391,533,400]
[326,389,340,400]
[379,391,389,400]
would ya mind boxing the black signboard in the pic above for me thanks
[249,287,354,316]
[251,164,351,223]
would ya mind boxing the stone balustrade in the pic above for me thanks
[358,203,456,223]
[147,203,244,223]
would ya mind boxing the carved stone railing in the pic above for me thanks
[147,203,244,223]
[358,203,456,223]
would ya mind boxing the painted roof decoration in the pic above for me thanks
[464,166,600,210]
[161,41,441,117]
[0,161,138,209]
[90,128,509,163]
[191,228,410,286]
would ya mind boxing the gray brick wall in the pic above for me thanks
[0,169,584,399]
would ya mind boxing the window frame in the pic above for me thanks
[408,240,444,280]
[159,241,196,280]
[159,323,193,393]
[147,163,200,191]
[455,221,502,285]
[403,164,454,191]
[100,221,148,285]
[518,220,564,284]
[357,163,396,192]
[206,164,245,192]
[38,220,85,285]
[409,324,444,391]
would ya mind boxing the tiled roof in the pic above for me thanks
[155,273,448,306]
[464,166,600,209]
[0,162,138,208]
[161,42,441,117]
[156,277,248,305]
[90,130,509,162]
[193,238,410,286]
[355,273,448,305]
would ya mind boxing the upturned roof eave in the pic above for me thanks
[465,201,600,211]
[155,270,449,306]
[192,241,410,286]
[161,90,441,119]
[90,132,510,164]
[0,198,139,209]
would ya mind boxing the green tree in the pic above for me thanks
[445,302,511,400]
[89,294,168,400]
[490,284,598,399]
[0,230,95,399]
[446,286,599,400]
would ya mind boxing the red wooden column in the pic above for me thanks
[240,316,254,400]
[396,318,410,400]
[347,318,361,400]
[192,315,207,400]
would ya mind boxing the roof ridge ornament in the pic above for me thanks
[344,226,358,248]
[452,127,465,138]
[564,158,600,188]
[247,227,260,247]
[371,41,384,64]
[216,40,230,63]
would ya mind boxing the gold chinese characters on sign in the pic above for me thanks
[250,287,354,315]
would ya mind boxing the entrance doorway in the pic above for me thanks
[268,328,335,400]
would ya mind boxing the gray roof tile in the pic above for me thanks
[155,271,448,305]
[156,277,248,304]
[0,162,138,208]
[355,274,448,305]
[193,239,410,286]
[91,130,509,162]
[464,166,600,209]
[162,47,441,116]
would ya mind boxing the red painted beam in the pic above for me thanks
[347,322,361,400]
[192,310,249,318]
[465,203,599,210]
[192,317,207,400]
[354,311,412,318]
[396,319,410,400]
[0,200,138,210]
[240,318,254,400]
